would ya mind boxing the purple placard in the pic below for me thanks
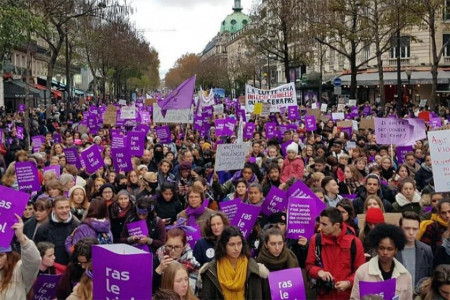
[280,140,293,156]
[231,203,261,239]
[140,111,151,124]
[261,186,288,216]
[111,147,133,172]
[237,109,246,122]
[80,145,103,174]
[288,180,324,206]
[363,105,371,116]
[156,126,171,144]
[127,131,145,157]
[92,244,153,299]
[359,278,396,300]
[215,119,226,136]
[33,274,62,299]
[340,127,353,136]
[374,118,414,146]
[43,165,61,178]
[0,186,30,247]
[396,145,414,164]
[111,133,126,149]
[268,268,306,300]
[64,148,81,168]
[430,117,442,129]
[194,115,203,131]
[351,106,358,114]
[19,103,25,112]
[287,106,300,120]
[405,118,426,141]
[126,220,150,252]
[286,197,316,239]
[185,222,201,250]
[219,198,241,222]
[304,115,317,131]
[31,135,45,150]
[53,133,62,143]
[135,124,150,134]
[223,118,236,136]
[243,123,255,139]
[15,162,40,192]
[266,122,277,139]
[16,126,24,140]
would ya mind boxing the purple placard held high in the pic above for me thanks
[374,118,414,146]
[185,222,201,250]
[43,165,61,178]
[140,111,151,124]
[268,268,306,300]
[64,148,81,168]
[31,135,45,149]
[215,119,225,136]
[261,186,287,216]
[92,244,153,299]
[288,180,324,209]
[33,274,62,300]
[156,126,171,144]
[304,115,317,131]
[219,198,241,222]
[127,131,145,157]
[194,115,203,131]
[231,203,261,239]
[80,145,103,174]
[126,220,150,252]
[15,162,40,192]
[266,122,277,139]
[243,123,255,139]
[359,278,396,300]
[287,106,300,120]
[430,117,442,129]
[286,197,317,239]
[111,133,126,149]
[340,127,353,136]
[111,147,133,172]
[16,126,24,140]
[223,118,236,136]
[396,145,414,164]
[0,186,30,247]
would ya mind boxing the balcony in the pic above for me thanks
[387,56,418,66]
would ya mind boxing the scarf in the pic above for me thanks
[345,178,358,192]
[217,256,248,300]
[185,205,206,225]
[417,214,448,240]
[421,162,432,173]
[256,244,299,271]
[443,238,450,256]
[110,201,131,219]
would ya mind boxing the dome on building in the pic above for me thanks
[220,0,251,35]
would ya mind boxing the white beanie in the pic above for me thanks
[286,142,298,154]
[68,185,86,198]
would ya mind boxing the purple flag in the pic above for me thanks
[156,126,171,144]
[231,203,261,239]
[80,145,104,174]
[158,76,195,116]
[127,131,145,157]
[304,115,317,131]
[126,220,150,252]
[64,148,81,168]
[33,274,62,299]
[0,186,30,247]
[286,197,317,239]
[261,186,288,216]
[15,162,40,192]
[266,122,277,139]
[92,244,153,299]
[243,123,255,139]
[43,165,61,178]
[111,147,133,172]
[219,198,241,222]
[268,268,306,300]
[359,278,396,300]
[396,145,414,164]
[288,106,300,120]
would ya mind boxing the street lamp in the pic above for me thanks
[396,0,402,117]
[405,68,412,103]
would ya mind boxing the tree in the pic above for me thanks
[164,53,200,89]
[197,56,232,93]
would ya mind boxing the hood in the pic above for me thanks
[83,218,111,233]
[51,212,73,224]
[395,192,421,207]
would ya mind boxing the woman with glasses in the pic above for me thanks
[98,183,115,207]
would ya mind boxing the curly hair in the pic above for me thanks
[215,226,251,261]
[367,223,406,251]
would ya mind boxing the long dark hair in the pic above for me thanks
[85,197,109,220]
[0,251,20,292]
[336,199,358,233]
[215,226,250,261]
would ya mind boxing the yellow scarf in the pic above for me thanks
[417,214,448,240]
[217,255,248,300]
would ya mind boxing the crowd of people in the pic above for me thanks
[0,98,450,300]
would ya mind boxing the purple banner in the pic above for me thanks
[286,197,317,239]
[64,148,81,168]
[15,162,40,192]
[374,118,414,146]
[243,123,255,139]
[288,106,300,120]
[80,145,104,174]
[156,126,171,144]
[111,147,133,172]
[126,220,150,252]
[396,145,414,164]
[261,186,288,216]
[33,274,62,300]
[127,131,145,157]
[93,244,153,299]
[360,278,396,300]
[268,268,306,300]
[266,122,277,139]
[43,165,61,178]
[111,133,126,149]
[231,203,261,239]
[304,115,317,131]
[0,186,29,247]
[219,198,241,222]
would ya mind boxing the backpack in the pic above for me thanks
[96,232,113,245]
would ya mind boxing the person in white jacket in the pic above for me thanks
[0,214,41,300]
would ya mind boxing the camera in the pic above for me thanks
[312,278,334,295]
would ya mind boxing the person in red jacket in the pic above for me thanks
[306,207,366,300]
[280,142,304,183]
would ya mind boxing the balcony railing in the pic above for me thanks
[387,57,418,66]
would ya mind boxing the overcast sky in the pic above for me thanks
[129,0,256,78]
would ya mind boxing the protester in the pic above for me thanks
[178,185,214,236]
[321,176,343,207]
[68,185,89,221]
[109,189,135,241]
[392,178,422,214]
[415,264,450,300]
[36,242,59,275]
[419,198,450,253]
[24,198,52,240]
[160,262,198,300]
[337,199,359,236]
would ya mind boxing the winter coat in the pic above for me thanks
[177,208,215,237]
[109,203,134,242]
[155,196,183,224]
[200,257,269,300]
[23,217,42,240]
[352,187,394,215]
[212,170,257,199]
[350,256,413,300]
[395,240,433,286]
[414,164,433,192]
[65,218,113,253]
[193,238,216,266]
[280,156,305,183]
[306,223,366,300]
[0,239,41,300]
[392,193,422,215]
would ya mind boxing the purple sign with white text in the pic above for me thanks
[15,162,40,192]
[127,131,145,157]
[126,220,150,252]
[396,145,414,164]
[268,268,306,300]
[359,278,396,300]
[156,126,171,144]
[261,186,288,216]
[0,186,29,247]
[111,148,133,172]
[266,122,277,139]
[286,197,317,239]
[80,145,104,174]
[304,115,317,131]
[64,148,81,168]
[219,198,241,222]
[33,274,62,300]
[244,122,255,139]
[288,106,300,120]
[231,203,261,239]
[43,165,61,178]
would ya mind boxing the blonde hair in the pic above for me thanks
[1,162,16,187]
[161,262,198,300]
[363,195,385,212]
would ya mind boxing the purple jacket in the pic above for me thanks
[65,218,113,254]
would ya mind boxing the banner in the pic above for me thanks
[80,145,103,174]
[15,162,40,192]
[261,186,287,216]
[359,278,396,300]
[92,244,153,299]
[231,203,261,239]
[245,83,297,113]
[214,143,251,172]
[0,186,29,247]
[268,268,306,300]
[153,103,193,124]
[428,129,450,192]
[374,118,414,145]
[286,197,317,239]
[33,274,62,300]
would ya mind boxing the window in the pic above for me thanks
[444,34,450,57]
[390,36,410,59]
[362,42,370,62]
[444,0,450,20]
[231,19,236,25]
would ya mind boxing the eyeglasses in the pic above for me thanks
[165,245,183,251]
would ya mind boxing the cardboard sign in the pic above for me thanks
[103,105,118,126]
[145,98,157,106]
[0,186,29,247]
[428,129,450,192]
[214,143,251,172]
[15,162,41,192]
[33,274,62,300]
[359,119,375,130]
[337,120,353,128]
[92,244,153,299]
[268,268,306,300]
[306,108,321,120]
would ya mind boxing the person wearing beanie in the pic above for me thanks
[99,183,116,206]
[109,189,135,242]
[280,142,305,183]
[201,142,212,152]
[359,207,385,260]
[68,185,89,221]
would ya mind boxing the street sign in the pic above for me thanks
[334,86,342,95]
[333,77,342,87]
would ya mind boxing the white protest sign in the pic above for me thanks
[348,99,357,106]
[311,102,317,109]
[118,99,127,106]
[213,104,224,115]
[245,82,297,113]
[428,129,450,192]
[261,102,271,117]
[215,143,251,172]
[420,99,427,107]
[332,112,345,120]
[152,103,193,124]
[352,120,359,131]
[120,106,136,119]
[320,103,328,112]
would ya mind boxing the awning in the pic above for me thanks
[4,80,42,99]
[34,83,62,98]
[339,71,450,86]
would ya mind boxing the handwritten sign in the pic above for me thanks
[374,118,414,145]
[152,103,193,124]
[214,143,251,172]
[428,129,450,192]
[120,106,136,119]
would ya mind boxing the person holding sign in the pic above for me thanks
[350,224,412,300]
[0,214,41,300]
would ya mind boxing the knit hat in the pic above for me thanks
[81,133,89,140]
[268,212,287,224]
[93,136,102,142]
[286,142,298,154]
[137,164,148,171]
[178,161,192,171]
[142,172,157,183]
[202,143,212,151]
[99,183,115,195]
[0,246,12,253]
[68,185,86,198]
[365,207,385,224]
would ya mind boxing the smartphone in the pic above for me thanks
[163,249,171,257]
